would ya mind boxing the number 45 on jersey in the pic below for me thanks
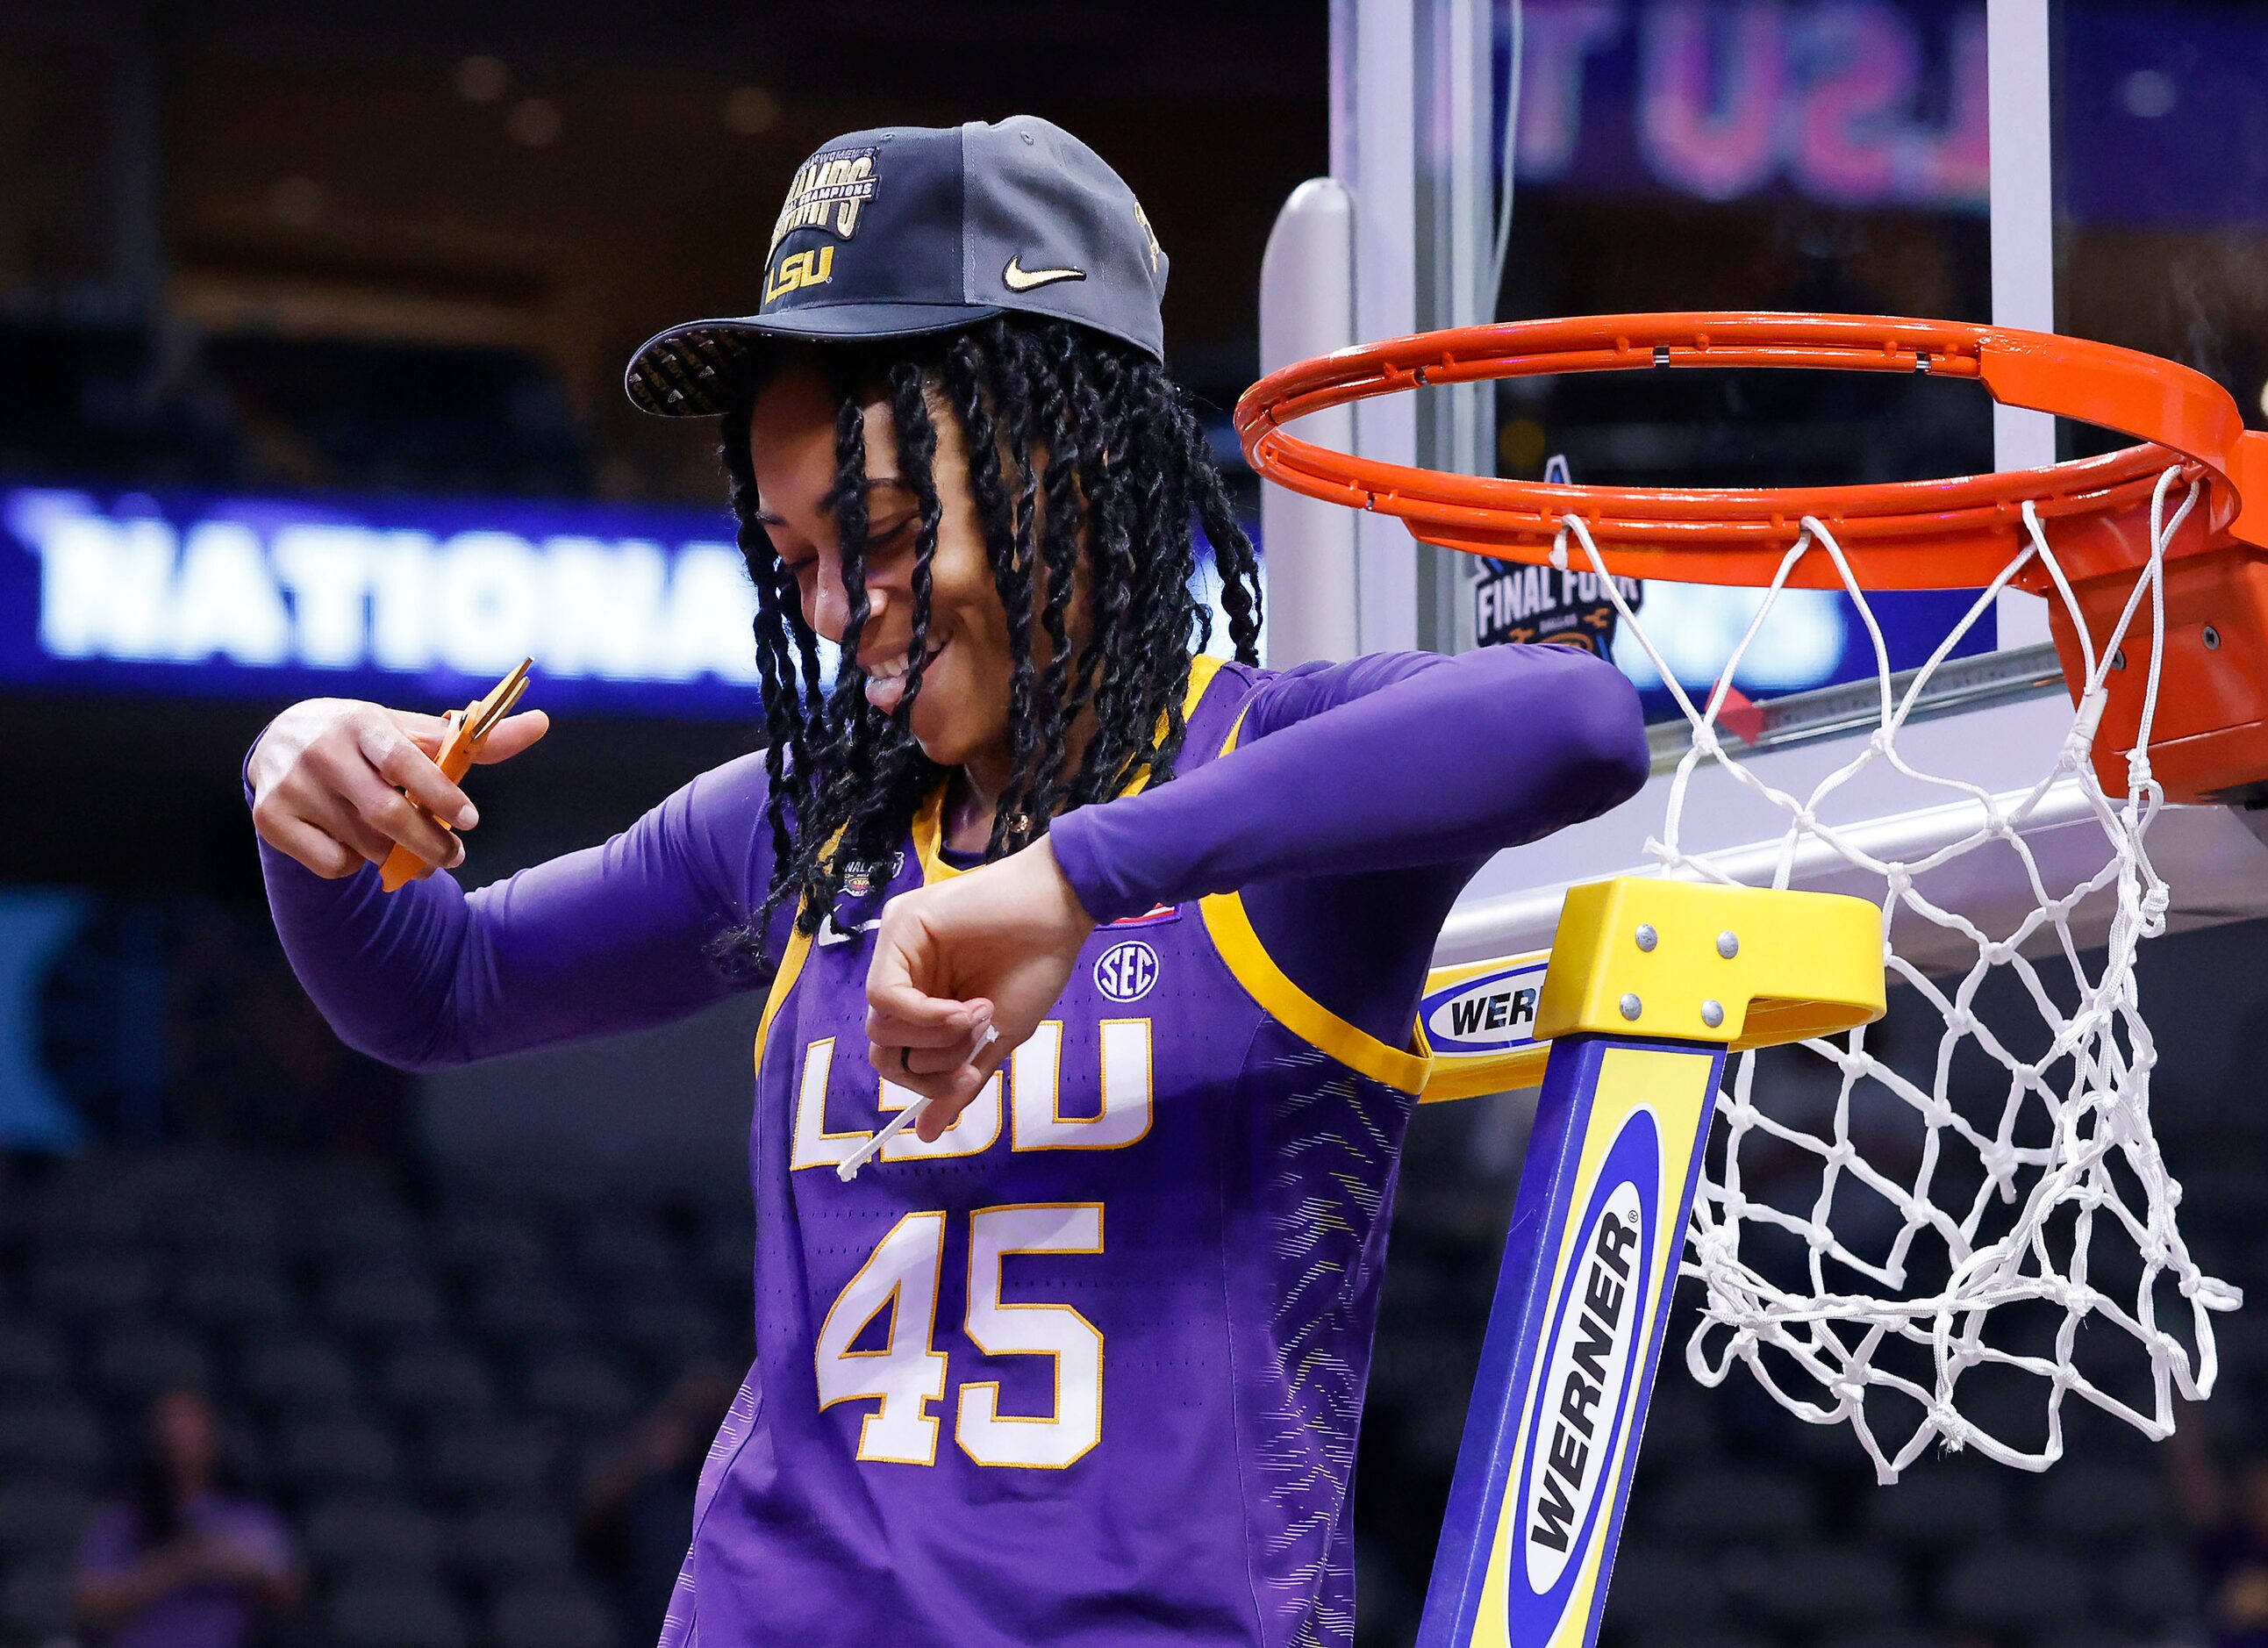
[817,1202,1104,1472]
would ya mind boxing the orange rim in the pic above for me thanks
[1235,312,2268,591]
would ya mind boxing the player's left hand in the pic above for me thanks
[864,837,1096,1139]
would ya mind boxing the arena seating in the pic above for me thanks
[0,1147,750,1648]
[0,319,587,501]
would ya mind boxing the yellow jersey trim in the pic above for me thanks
[751,816,846,1077]
[754,921,814,1079]
[1195,704,1434,1097]
[909,653,1230,886]
[910,789,964,885]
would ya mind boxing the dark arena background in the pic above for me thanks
[5,4,2268,1648]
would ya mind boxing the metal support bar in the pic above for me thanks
[1416,879,1885,1645]
[1418,1033,1722,1647]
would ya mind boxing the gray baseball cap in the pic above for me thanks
[625,116,1170,417]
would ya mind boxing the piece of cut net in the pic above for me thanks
[1553,467,2243,1482]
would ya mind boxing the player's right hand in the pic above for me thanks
[863,837,1093,1137]
[247,697,550,880]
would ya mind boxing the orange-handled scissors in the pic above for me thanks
[379,660,533,893]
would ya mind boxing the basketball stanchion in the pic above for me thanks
[1241,312,2267,1645]
[1413,880,1882,1648]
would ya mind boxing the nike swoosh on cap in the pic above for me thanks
[1002,257,1087,291]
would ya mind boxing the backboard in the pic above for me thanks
[1264,0,2268,960]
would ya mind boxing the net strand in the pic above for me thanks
[1561,470,2240,1482]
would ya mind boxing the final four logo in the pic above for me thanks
[839,853,903,899]
[1472,453,1645,656]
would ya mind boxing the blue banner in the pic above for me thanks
[0,484,1264,720]
[0,483,789,719]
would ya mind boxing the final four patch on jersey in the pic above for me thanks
[838,853,903,899]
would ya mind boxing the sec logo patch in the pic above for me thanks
[1092,939,1159,1004]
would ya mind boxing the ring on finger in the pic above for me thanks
[900,1044,916,1075]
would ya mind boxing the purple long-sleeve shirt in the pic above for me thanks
[251,642,1647,1648]
[251,644,1645,1062]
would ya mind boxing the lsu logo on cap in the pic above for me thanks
[765,246,834,304]
[763,144,879,306]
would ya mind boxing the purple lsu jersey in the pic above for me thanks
[661,656,1435,1647]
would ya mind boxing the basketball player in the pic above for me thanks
[246,118,1649,1645]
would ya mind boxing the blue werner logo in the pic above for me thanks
[1092,939,1159,1004]
[1421,959,1549,1057]
[1505,1105,1660,1634]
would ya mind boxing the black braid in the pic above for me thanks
[729,486,802,948]
[979,327,1059,859]
[1016,327,1095,849]
[706,317,1263,982]
[941,335,1035,787]
[1075,346,1143,799]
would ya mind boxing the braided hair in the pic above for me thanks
[710,316,1263,982]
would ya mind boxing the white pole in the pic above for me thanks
[1433,0,1498,656]
[1257,180,1362,668]
[1335,0,1422,656]
[1989,0,2057,649]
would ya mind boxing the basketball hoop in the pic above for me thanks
[1240,312,2268,805]
[1240,314,2263,1480]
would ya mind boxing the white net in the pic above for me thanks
[1553,467,2244,1482]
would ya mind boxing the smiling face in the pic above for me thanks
[748,355,1020,773]
[698,319,1261,965]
